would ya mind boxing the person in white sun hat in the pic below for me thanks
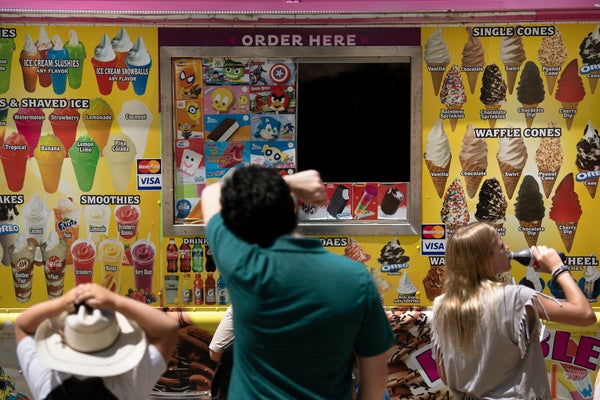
[15,283,178,400]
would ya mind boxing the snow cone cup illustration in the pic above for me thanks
[69,133,100,192]
[117,100,153,159]
[0,37,16,94]
[64,29,86,90]
[8,234,36,303]
[103,132,137,192]
[0,131,29,192]
[50,105,80,158]
[13,106,45,158]
[97,238,124,293]
[125,36,152,96]
[19,33,41,93]
[83,97,114,154]
[91,33,117,95]
[111,27,133,90]
[40,231,68,299]
[35,26,52,88]
[47,34,69,95]
[34,134,66,194]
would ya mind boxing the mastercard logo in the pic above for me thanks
[422,224,445,239]
[138,159,161,174]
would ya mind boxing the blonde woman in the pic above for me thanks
[432,222,595,399]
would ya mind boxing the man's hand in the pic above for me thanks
[284,170,327,206]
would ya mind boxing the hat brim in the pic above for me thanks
[35,312,147,377]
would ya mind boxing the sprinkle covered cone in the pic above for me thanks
[497,159,523,199]
[466,71,480,94]
[428,63,447,95]
[505,64,520,95]
[588,76,598,95]
[425,158,451,198]
[538,168,560,198]
[447,105,462,132]
[459,158,485,198]
[521,103,538,128]
[577,167,598,198]
[519,220,542,247]
[485,104,501,128]
[555,221,578,252]
[561,102,579,131]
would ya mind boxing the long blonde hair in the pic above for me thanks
[433,222,505,357]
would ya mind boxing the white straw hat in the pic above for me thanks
[35,305,147,377]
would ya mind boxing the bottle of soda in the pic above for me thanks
[193,273,204,305]
[192,243,204,272]
[182,273,192,304]
[180,242,191,272]
[217,274,228,305]
[508,248,567,267]
[205,244,216,273]
[205,272,216,305]
[166,238,178,273]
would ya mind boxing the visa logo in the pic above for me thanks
[424,242,445,250]
[421,239,445,256]
[137,175,162,190]
[140,176,161,184]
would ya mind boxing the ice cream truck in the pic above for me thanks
[0,1,599,398]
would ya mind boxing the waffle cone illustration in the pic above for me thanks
[425,158,451,198]
[485,104,501,128]
[519,220,542,247]
[556,221,578,252]
[588,76,598,94]
[447,105,461,132]
[561,102,579,131]
[538,168,560,198]
[521,103,538,128]
[466,71,480,95]
[578,167,598,198]
[497,159,522,199]
[505,65,520,95]
[545,74,558,95]
[428,63,447,95]
[460,158,485,198]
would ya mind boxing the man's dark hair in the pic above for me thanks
[220,166,297,247]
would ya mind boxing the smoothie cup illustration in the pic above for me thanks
[114,204,140,251]
[22,193,51,266]
[40,231,68,299]
[117,100,153,159]
[91,33,117,95]
[64,29,86,90]
[0,37,16,94]
[83,97,114,155]
[35,26,53,88]
[13,106,45,158]
[83,204,111,244]
[53,197,81,265]
[47,34,69,95]
[125,36,152,96]
[69,133,100,192]
[50,104,80,156]
[111,27,133,90]
[8,235,36,303]
[34,134,66,194]
[71,238,96,285]
[131,239,155,293]
[19,33,41,93]
[97,238,124,293]
[103,132,137,192]
[0,203,19,266]
[0,131,29,192]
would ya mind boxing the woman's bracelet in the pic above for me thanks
[551,265,570,281]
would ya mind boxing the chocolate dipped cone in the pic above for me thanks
[556,221,577,252]
[497,159,523,199]
[425,157,451,198]
[460,158,485,198]
[519,219,542,247]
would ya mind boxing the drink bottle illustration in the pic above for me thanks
[193,273,204,305]
[182,273,192,304]
[192,243,204,272]
[166,237,178,273]
[217,274,228,305]
[508,248,567,267]
[180,242,191,272]
[205,244,216,273]
[205,272,216,305]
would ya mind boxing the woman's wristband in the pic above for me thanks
[551,265,570,281]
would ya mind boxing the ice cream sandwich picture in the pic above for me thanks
[207,118,240,142]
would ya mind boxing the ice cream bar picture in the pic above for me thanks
[207,118,240,142]
[327,185,350,218]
